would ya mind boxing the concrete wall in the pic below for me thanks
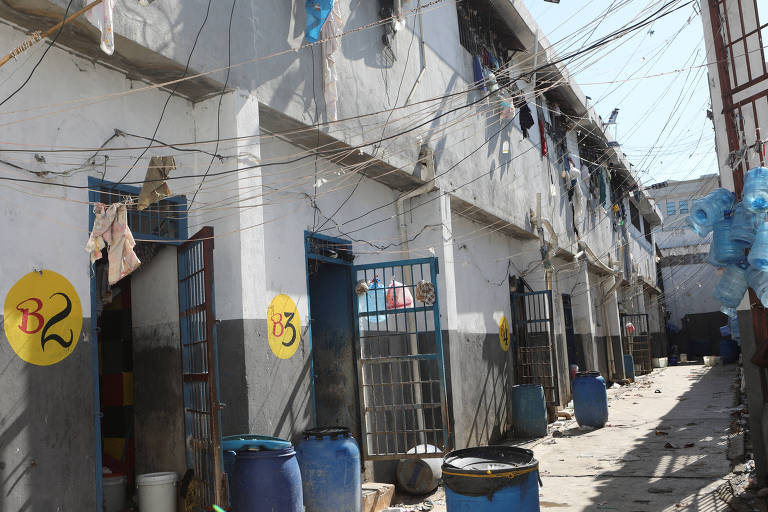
[662,263,720,329]
[0,20,203,509]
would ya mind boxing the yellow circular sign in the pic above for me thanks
[499,315,510,352]
[267,294,301,359]
[3,270,82,366]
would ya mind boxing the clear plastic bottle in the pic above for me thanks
[686,216,713,237]
[690,188,735,227]
[713,217,745,265]
[729,202,761,247]
[748,222,768,270]
[742,167,768,213]
[714,264,749,318]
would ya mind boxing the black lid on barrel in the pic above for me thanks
[442,446,538,497]
[575,370,601,378]
[303,426,350,440]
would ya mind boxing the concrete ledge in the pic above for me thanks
[363,483,395,512]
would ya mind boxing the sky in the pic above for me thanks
[520,0,716,185]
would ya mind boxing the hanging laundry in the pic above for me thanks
[489,53,500,70]
[472,56,485,91]
[519,103,534,138]
[483,68,499,95]
[86,0,115,55]
[138,155,175,210]
[481,47,490,67]
[306,0,334,43]
[538,114,547,155]
[321,1,342,122]
[599,168,607,206]
[86,203,141,285]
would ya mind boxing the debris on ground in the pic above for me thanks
[664,442,678,449]
[655,430,669,436]
[556,410,573,420]
[648,487,674,494]
[684,442,695,448]
[655,389,662,393]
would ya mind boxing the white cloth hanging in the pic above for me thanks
[321,1,342,122]
[86,0,116,55]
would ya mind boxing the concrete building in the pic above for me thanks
[701,0,768,486]
[0,0,662,508]
[648,174,721,355]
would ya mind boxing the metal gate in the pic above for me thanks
[621,313,652,376]
[178,226,224,508]
[511,291,558,405]
[352,257,450,459]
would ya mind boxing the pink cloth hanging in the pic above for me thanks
[85,202,141,284]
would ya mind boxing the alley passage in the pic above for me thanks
[525,365,739,511]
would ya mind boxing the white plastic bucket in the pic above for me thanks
[136,472,178,512]
[103,474,126,512]
[652,357,668,368]
[680,353,688,362]
[704,356,720,367]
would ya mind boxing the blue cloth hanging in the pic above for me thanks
[306,0,334,43]
[472,56,485,91]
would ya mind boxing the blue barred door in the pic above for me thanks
[178,226,224,508]
[352,257,450,459]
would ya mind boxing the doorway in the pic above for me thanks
[90,180,224,509]
[561,294,578,368]
[305,234,361,440]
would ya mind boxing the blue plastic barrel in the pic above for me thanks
[231,446,303,512]
[573,371,608,429]
[442,446,540,512]
[720,339,738,364]
[295,427,361,512]
[509,384,547,438]
[223,450,236,497]
[623,354,635,381]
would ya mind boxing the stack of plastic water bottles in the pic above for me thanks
[685,167,768,318]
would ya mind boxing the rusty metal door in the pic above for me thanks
[511,291,559,405]
[621,313,653,376]
[352,257,450,459]
[178,226,224,508]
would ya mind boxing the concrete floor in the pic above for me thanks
[395,364,742,512]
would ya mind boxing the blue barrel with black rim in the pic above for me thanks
[442,446,540,511]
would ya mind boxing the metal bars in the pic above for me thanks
[511,291,559,405]
[352,257,449,460]
[178,226,224,509]
[621,313,653,376]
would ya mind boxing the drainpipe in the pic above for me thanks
[405,0,426,106]
[397,178,434,446]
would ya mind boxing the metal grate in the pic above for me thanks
[511,291,558,405]
[178,227,224,508]
[352,258,449,459]
[89,178,187,242]
[621,313,653,376]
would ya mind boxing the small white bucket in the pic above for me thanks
[103,474,126,512]
[704,356,720,367]
[136,472,178,512]
[680,353,688,362]
[652,357,668,368]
